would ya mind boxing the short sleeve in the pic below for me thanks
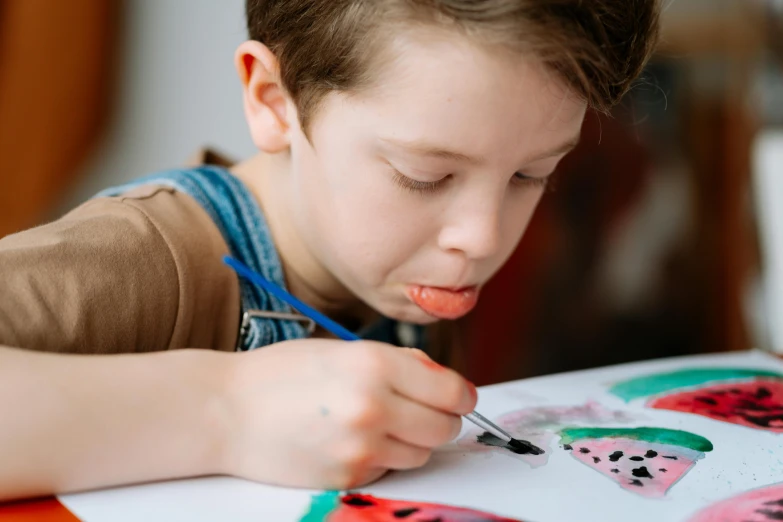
[0,185,240,354]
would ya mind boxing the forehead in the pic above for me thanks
[317,27,586,164]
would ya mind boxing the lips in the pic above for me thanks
[406,285,480,319]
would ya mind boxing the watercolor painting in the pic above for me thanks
[560,427,713,498]
[299,492,523,521]
[610,368,783,432]
[457,401,641,467]
[688,482,783,522]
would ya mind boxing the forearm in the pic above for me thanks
[0,346,232,501]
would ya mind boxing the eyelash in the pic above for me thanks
[392,169,550,194]
[511,172,550,190]
[392,170,446,194]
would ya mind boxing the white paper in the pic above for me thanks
[60,350,783,521]
[753,131,783,352]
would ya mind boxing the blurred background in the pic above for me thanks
[0,0,781,385]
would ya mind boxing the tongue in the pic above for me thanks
[407,285,479,319]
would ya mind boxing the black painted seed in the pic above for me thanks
[645,450,658,458]
[610,468,620,473]
[663,456,678,460]
[631,466,653,479]
[754,509,783,520]
[757,387,772,400]
[629,456,644,461]
[608,451,624,462]
[343,496,375,506]
[563,444,572,451]
[659,468,667,473]
[393,507,420,518]
[629,479,644,487]
[593,456,601,463]
[579,447,590,454]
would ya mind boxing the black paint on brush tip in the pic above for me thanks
[477,432,545,455]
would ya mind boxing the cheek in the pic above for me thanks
[298,148,439,282]
[497,190,544,261]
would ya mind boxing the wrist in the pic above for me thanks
[179,349,237,477]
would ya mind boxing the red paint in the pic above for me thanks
[649,380,783,432]
[0,497,80,522]
[689,482,783,522]
[406,285,479,320]
[331,493,522,521]
[420,358,446,372]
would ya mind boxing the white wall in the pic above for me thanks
[63,0,255,208]
[753,131,783,353]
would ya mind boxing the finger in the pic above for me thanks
[403,347,432,361]
[386,392,462,448]
[328,465,388,490]
[387,349,477,415]
[375,436,432,470]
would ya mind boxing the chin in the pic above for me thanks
[400,311,441,325]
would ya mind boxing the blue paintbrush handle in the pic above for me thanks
[223,256,361,341]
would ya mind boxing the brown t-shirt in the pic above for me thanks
[0,184,240,354]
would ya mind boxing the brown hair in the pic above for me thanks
[246,0,660,132]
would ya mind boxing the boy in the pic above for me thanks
[0,0,659,500]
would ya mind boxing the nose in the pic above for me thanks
[436,196,502,260]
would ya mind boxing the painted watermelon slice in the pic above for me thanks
[559,427,713,498]
[610,368,783,432]
[688,482,783,522]
[456,401,641,468]
[300,492,523,522]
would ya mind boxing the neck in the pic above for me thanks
[231,153,379,332]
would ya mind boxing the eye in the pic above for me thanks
[511,171,550,190]
[391,169,448,195]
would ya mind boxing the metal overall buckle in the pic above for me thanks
[236,309,317,351]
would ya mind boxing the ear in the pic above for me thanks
[235,41,293,153]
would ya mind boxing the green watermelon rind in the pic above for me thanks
[300,491,341,522]
[558,426,714,452]
[609,368,783,402]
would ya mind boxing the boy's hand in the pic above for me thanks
[217,339,477,489]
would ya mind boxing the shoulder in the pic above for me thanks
[88,183,242,350]
[90,184,225,259]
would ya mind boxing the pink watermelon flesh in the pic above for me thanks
[329,494,523,522]
[565,438,702,498]
[650,380,783,432]
[688,482,783,522]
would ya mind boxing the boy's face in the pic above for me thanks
[280,30,586,324]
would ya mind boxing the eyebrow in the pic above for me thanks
[525,135,581,163]
[380,134,581,165]
[380,137,484,164]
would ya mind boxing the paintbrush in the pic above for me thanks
[223,255,543,456]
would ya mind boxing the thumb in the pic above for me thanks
[402,347,454,374]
